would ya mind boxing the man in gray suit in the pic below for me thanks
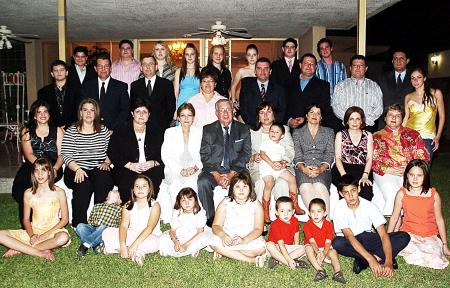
[198,99,251,226]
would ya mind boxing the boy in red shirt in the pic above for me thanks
[266,196,309,269]
[303,198,346,283]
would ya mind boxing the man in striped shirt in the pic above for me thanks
[331,55,383,133]
[315,38,347,96]
[111,39,141,94]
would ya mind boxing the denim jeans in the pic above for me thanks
[423,138,434,161]
[76,224,107,248]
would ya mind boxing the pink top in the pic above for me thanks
[111,58,141,93]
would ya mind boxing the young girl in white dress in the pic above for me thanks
[159,188,210,257]
[101,175,161,266]
[210,172,266,267]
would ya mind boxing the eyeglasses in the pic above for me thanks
[142,63,156,68]
[201,79,215,83]
[216,108,232,114]
[96,65,110,69]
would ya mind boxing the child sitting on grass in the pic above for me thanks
[0,158,70,261]
[266,196,309,269]
[101,175,161,266]
[159,187,210,257]
[388,159,449,269]
[332,174,410,278]
[75,189,122,256]
[210,173,266,267]
[303,198,345,283]
[259,123,304,223]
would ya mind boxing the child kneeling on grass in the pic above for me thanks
[266,196,309,269]
[303,198,345,283]
[332,174,410,278]
[159,188,210,257]
[210,173,266,267]
[75,189,122,256]
[101,175,161,266]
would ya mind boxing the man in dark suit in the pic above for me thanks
[130,55,175,138]
[80,53,129,131]
[38,60,77,128]
[377,49,414,128]
[198,99,251,226]
[67,46,97,102]
[286,53,335,131]
[270,38,300,99]
[240,57,286,129]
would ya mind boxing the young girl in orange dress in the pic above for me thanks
[0,158,70,261]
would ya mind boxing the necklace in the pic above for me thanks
[134,126,146,142]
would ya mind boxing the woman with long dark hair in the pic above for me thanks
[203,45,232,98]
[173,43,201,109]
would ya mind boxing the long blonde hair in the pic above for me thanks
[31,158,56,194]
[152,41,176,73]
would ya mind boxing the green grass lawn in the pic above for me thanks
[0,155,449,288]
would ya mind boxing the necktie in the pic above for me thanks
[100,82,106,105]
[396,73,402,88]
[223,126,230,171]
[147,79,153,97]
[260,83,266,99]
[288,59,293,72]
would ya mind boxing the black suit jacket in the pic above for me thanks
[287,76,335,129]
[270,58,300,97]
[67,64,97,101]
[378,70,414,108]
[80,77,130,130]
[200,120,251,173]
[108,120,163,169]
[37,83,77,128]
[239,77,286,129]
[130,76,176,138]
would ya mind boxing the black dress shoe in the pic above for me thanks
[353,258,368,274]
[393,258,398,270]
[76,244,89,257]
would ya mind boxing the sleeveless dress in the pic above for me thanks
[9,195,71,247]
[332,129,373,200]
[210,198,266,250]
[399,187,448,269]
[102,200,161,255]
[177,75,200,108]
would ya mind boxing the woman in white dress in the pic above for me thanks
[158,103,203,222]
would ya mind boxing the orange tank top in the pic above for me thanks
[400,187,438,237]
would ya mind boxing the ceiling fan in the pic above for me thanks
[0,25,40,49]
[184,21,252,45]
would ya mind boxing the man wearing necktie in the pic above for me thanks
[377,49,414,129]
[198,99,251,226]
[80,52,129,132]
[239,57,286,129]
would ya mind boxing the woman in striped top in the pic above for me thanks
[153,41,177,82]
[61,99,114,227]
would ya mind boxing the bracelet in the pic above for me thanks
[75,167,81,172]
[363,172,369,175]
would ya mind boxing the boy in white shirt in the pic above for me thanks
[332,174,410,277]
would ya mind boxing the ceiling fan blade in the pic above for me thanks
[8,36,32,43]
[11,33,40,39]
[221,31,252,39]
[228,28,248,33]
[184,31,213,37]
[197,28,211,32]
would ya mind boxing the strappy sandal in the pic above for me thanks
[268,257,278,269]
[94,242,105,254]
[314,269,328,282]
[255,255,265,268]
[295,259,311,269]
[332,271,346,284]
[213,251,222,260]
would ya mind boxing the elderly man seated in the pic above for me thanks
[372,104,430,215]
[197,99,251,226]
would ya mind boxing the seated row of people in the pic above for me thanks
[1,159,448,278]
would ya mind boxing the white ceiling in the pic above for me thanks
[0,0,400,41]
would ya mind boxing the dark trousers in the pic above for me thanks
[12,161,63,228]
[113,166,164,203]
[64,167,114,227]
[332,231,410,264]
[197,171,220,226]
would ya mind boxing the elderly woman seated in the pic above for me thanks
[372,104,430,215]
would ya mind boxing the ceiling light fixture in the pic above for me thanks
[211,32,228,46]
